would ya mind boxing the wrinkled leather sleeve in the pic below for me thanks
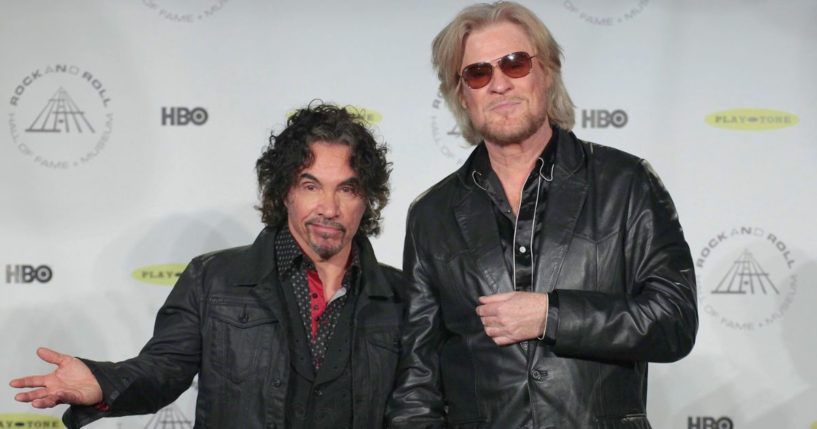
[552,160,698,363]
[386,212,447,429]
[63,257,205,428]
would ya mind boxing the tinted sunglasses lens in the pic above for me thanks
[499,52,533,78]
[462,63,493,89]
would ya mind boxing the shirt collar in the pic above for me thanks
[471,126,560,192]
[274,226,360,278]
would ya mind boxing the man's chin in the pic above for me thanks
[481,114,546,145]
[483,128,535,146]
[309,241,344,260]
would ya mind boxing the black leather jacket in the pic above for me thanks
[388,130,698,429]
[64,227,405,429]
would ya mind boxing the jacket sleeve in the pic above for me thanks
[552,160,698,363]
[386,209,446,429]
[63,257,205,428]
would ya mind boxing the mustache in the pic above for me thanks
[305,218,346,233]
[486,97,524,110]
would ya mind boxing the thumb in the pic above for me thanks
[36,347,69,366]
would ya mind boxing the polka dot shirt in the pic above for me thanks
[275,228,359,370]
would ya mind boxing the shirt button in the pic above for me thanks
[519,246,527,254]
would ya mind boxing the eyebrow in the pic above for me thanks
[298,173,361,187]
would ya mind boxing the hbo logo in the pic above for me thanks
[5,265,53,284]
[161,107,208,126]
[581,109,628,128]
[688,416,734,429]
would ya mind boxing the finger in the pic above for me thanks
[483,325,508,339]
[480,316,501,327]
[478,292,514,304]
[475,303,500,317]
[9,375,48,389]
[32,396,61,409]
[36,347,68,366]
[14,388,50,403]
[489,335,515,346]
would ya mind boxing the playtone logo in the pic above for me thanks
[705,108,798,131]
[688,416,733,429]
[161,107,208,126]
[287,106,382,126]
[285,106,381,126]
[5,265,52,284]
[0,412,62,427]
[132,264,187,286]
[344,106,382,125]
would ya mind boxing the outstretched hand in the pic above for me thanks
[476,291,549,346]
[9,347,103,408]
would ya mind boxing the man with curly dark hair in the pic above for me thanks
[11,102,406,429]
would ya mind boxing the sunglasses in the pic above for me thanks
[459,51,537,89]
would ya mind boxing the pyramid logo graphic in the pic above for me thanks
[25,87,95,133]
[143,404,192,429]
[712,249,779,295]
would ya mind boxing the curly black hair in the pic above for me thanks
[256,102,391,236]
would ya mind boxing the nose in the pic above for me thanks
[316,190,340,219]
[487,66,513,94]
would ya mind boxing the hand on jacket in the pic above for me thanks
[9,347,103,408]
[476,292,548,346]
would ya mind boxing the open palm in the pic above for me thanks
[9,347,102,408]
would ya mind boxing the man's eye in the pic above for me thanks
[303,183,317,191]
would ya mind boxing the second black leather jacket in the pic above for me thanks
[388,129,698,429]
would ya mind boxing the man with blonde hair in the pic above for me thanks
[388,2,697,428]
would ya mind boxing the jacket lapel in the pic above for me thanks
[453,187,514,295]
[532,131,589,294]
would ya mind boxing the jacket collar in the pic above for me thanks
[455,127,585,191]
[227,226,392,299]
[227,226,279,287]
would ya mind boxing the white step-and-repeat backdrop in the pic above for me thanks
[2,1,815,428]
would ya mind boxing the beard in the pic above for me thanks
[477,100,549,146]
[305,217,347,259]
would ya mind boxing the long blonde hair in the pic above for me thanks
[432,1,575,144]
